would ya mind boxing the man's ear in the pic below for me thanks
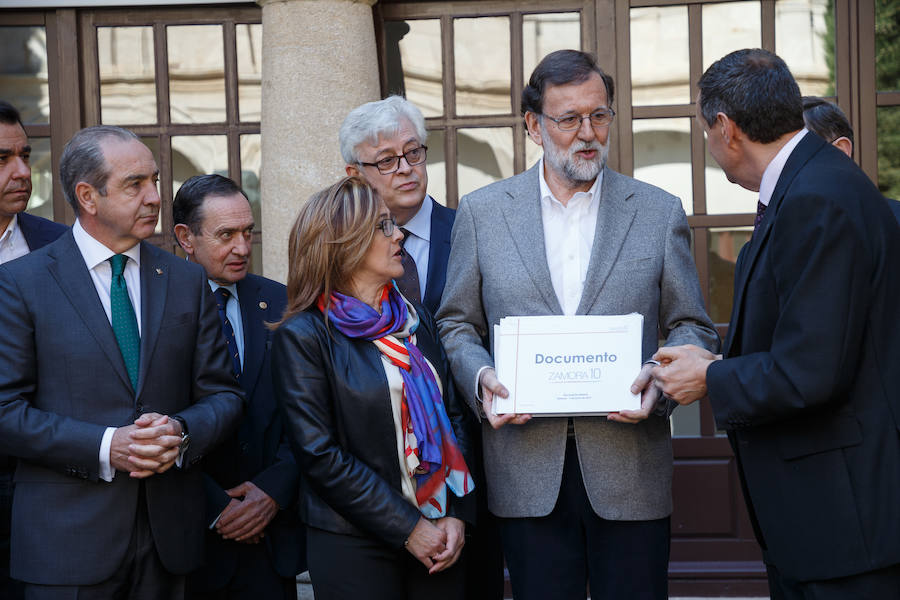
[173,223,194,256]
[716,112,736,146]
[831,136,853,159]
[74,182,98,216]
[524,112,543,147]
[346,164,360,178]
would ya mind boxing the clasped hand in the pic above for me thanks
[405,516,465,574]
[649,344,722,405]
[110,412,182,478]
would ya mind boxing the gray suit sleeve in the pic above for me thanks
[436,196,494,417]
[657,198,720,353]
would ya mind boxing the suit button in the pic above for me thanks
[136,403,143,413]
[240,442,250,453]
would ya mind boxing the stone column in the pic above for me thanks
[257,0,380,283]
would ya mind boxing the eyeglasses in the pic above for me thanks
[542,109,616,131]
[359,145,428,175]
[376,216,398,237]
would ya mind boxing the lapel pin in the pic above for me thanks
[155,268,163,275]
[259,301,268,309]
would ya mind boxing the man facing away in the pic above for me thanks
[173,173,305,600]
[0,100,67,600]
[0,125,244,599]
[340,94,505,600]
[436,49,718,600]
[653,49,900,598]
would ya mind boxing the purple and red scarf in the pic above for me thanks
[318,284,473,518]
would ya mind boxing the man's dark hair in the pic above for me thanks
[802,96,853,146]
[0,101,25,128]
[521,49,615,117]
[59,125,140,216]
[173,174,248,234]
[698,48,804,144]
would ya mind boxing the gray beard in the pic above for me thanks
[542,125,608,186]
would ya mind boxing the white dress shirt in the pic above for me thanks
[0,214,31,265]
[208,281,245,367]
[475,160,603,399]
[399,196,433,289]
[538,158,603,316]
[72,219,142,482]
[759,129,808,208]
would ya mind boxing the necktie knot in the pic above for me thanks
[400,227,411,248]
[110,254,127,277]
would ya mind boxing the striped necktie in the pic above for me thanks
[213,287,242,380]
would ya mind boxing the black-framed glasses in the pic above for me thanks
[359,145,427,175]
[376,216,398,237]
[542,109,616,131]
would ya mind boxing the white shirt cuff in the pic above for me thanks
[475,365,493,403]
[99,427,117,482]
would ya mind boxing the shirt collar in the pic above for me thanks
[759,129,808,207]
[538,157,602,209]
[401,196,432,243]
[0,213,19,245]
[72,219,141,270]
[208,280,239,302]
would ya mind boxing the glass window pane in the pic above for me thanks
[704,141,758,214]
[875,0,900,92]
[0,26,50,124]
[24,137,52,220]
[425,129,446,205]
[523,13,581,81]
[236,24,262,122]
[240,134,262,231]
[98,26,157,125]
[877,106,900,199]
[456,127,514,198]
[633,118,693,215]
[171,135,229,199]
[385,20,443,118]
[168,25,226,124]
[671,401,701,437]
[630,7,689,106]
[776,0,833,96]
[702,2,761,72]
[708,227,752,323]
[454,17,511,116]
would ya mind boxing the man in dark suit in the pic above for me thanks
[0,125,244,599]
[0,100,68,600]
[173,174,304,599]
[341,95,504,600]
[652,49,900,598]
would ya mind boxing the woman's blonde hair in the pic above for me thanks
[274,176,381,327]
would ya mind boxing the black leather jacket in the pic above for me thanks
[272,304,476,549]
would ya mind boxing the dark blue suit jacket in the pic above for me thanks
[707,134,900,582]
[421,198,455,317]
[17,212,67,252]
[196,273,305,590]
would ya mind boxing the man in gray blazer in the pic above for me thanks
[436,50,718,600]
[0,125,244,599]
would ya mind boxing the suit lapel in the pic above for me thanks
[237,276,266,397]
[498,164,562,314]
[423,198,453,314]
[137,243,167,396]
[576,168,637,315]
[46,232,132,391]
[724,132,823,357]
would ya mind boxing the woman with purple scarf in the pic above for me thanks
[272,177,475,600]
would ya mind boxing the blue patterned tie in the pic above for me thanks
[213,287,242,380]
[109,254,140,390]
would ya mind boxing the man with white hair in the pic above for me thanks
[340,96,505,600]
